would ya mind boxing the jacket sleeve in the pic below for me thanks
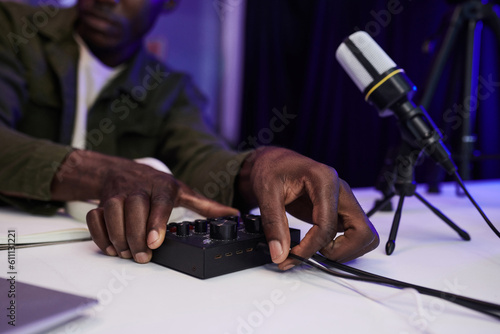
[0,5,71,214]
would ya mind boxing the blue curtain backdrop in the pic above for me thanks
[240,0,500,188]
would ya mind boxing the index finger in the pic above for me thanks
[278,176,340,270]
[319,179,380,262]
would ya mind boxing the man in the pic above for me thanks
[0,0,379,270]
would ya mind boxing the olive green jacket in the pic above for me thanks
[0,2,249,215]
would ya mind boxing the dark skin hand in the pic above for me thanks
[237,147,379,270]
[51,150,239,263]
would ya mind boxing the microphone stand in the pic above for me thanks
[336,30,500,251]
[420,0,500,187]
[367,141,470,255]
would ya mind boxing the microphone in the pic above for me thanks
[335,31,457,175]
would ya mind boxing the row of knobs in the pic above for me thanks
[169,214,263,240]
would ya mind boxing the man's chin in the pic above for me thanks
[78,29,121,52]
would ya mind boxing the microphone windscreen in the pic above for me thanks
[336,31,396,92]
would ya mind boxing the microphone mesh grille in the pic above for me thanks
[336,31,396,92]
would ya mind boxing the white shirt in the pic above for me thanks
[71,34,123,149]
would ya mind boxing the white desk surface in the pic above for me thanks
[1,180,499,334]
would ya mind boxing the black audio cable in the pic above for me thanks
[286,252,500,321]
[256,241,500,321]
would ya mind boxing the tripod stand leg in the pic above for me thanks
[414,191,471,241]
[367,192,395,217]
[386,195,405,255]
[483,3,500,43]
[420,6,464,109]
[460,11,481,181]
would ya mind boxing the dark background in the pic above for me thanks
[240,0,500,188]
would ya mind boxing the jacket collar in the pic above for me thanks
[96,46,154,107]
[37,6,79,42]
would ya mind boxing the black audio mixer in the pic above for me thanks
[151,214,301,279]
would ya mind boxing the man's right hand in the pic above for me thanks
[51,150,240,263]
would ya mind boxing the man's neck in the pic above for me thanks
[75,30,141,68]
[88,43,140,67]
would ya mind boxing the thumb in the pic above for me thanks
[258,194,291,264]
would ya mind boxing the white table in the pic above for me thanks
[1,180,499,334]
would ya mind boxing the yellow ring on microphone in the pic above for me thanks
[365,69,405,101]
